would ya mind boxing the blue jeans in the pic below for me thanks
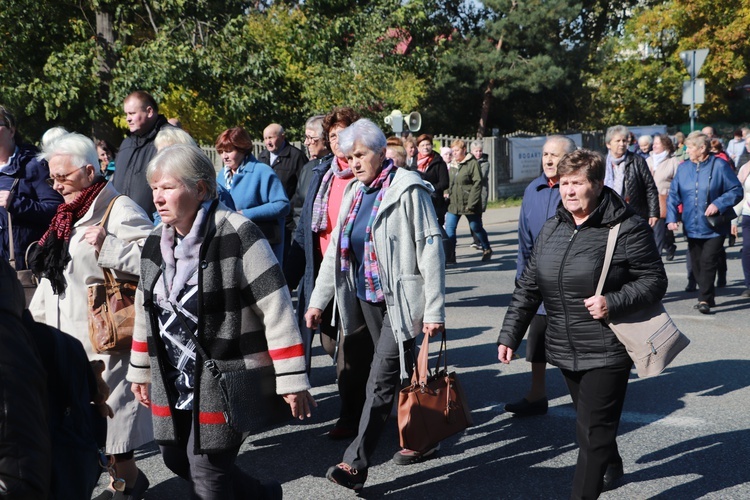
[445,212,490,259]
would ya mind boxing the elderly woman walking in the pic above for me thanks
[305,119,445,491]
[28,133,154,499]
[128,144,314,499]
[498,149,668,498]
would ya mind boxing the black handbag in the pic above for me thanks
[172,304,288,434]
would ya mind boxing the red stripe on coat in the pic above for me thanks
[132,339,148,352]
[268,344,305,360]
[199,412,227,425]
[152,404,171,417]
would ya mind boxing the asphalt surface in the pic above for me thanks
[100,205,750,499]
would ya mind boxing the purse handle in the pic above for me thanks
[595,223,621,296]
[6,179,20,270]
[412,330,448,387]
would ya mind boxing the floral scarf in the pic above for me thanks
[416,152,433,173]
[339,160,395,302]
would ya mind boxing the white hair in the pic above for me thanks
[42,132,99,170]
[154,127,197,151]
[40,126,69,153]
[338,119,386,155]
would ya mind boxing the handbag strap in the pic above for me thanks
[412,330,448,386]
[6,179,19,270]
[595,223,621,296]
[98,195,121,289]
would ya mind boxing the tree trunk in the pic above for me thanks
[477,79,495,138]
[93,11,120,145]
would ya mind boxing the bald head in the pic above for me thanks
[701,126,715,139]
[263,123,286,154]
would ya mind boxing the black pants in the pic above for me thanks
[343,300,415,471]
[159,410,266,500]
[688,235,725,304]
[320,324,374,429]
[560,363,631,500]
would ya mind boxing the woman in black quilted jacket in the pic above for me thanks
[497,149,666,499]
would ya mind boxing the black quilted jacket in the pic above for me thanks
[620,152,660,220]
[498,187,667,372]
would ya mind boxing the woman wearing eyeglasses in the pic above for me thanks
[0,105,63,269]
[28,133,155,500]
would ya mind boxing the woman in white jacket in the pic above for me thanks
[29,133,154,500]
[305,119,445,492]
[647,133,681,260]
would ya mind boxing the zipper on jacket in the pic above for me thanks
[559,226,580,370]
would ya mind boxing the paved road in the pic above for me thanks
[107,206,750,499]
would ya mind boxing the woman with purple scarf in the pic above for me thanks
[284,107,373,441]
[305,119,446,492]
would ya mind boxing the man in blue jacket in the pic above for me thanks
[505,135,575,416]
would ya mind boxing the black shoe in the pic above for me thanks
[729,235,736,247]
[504,397,548,416]
[716,277,727,288]
[602,461,624,491]
[326,463,367,491]
[697,302,710,314]
[110,470,149,500]
[481,248,493,262]
[684,283,697,292]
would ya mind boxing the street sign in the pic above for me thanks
[682,78,705,105]
[680,49,709,79]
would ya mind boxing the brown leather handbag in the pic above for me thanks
[87,197,137,354]
[397,331,473,453]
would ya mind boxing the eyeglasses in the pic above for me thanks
[304,135,321,143]
[46,165,87,186]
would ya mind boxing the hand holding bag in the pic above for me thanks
[597,223,690,378]
[704,161,738,228]
[397,331,473,453]
[87,196,137,354]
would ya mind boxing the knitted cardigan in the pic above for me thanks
[127,201,309,453]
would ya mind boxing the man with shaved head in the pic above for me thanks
[258,123,307,257]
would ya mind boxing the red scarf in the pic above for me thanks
[40,180,107,245]
[416,153,433,173]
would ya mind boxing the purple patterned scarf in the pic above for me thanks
[340,160,395,302]
[311,156,353,233]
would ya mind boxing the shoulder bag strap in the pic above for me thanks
[98,195,121,285]
[6,179,20,270]
[595,223,621,296]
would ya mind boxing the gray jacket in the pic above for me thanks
[308,168,446,377]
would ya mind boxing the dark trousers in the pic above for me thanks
[688,235,725,304]
[343,300,415,471]
[560,363,631,500]
[652,219,675,255]
[742,217,750,288]
[159,410,266,500]
[320,324,374,429]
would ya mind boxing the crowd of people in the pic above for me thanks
[0,90,747,500]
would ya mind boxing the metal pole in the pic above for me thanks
[690,51,696,132]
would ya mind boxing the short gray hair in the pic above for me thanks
[546,135,576,154]
[305,115,325,138]
[147,144,217,201]
[605,125,630,144]
[154,127,197,151]
[638,134,653,146]
[686,131,710,151]
[42,132,99,170]
[470,140,483,151]
[338,119,386,156]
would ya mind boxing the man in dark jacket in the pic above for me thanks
[112,91,171,219]
[0,106,63,268]
[258,123,308,242]
[504,135,574,417]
